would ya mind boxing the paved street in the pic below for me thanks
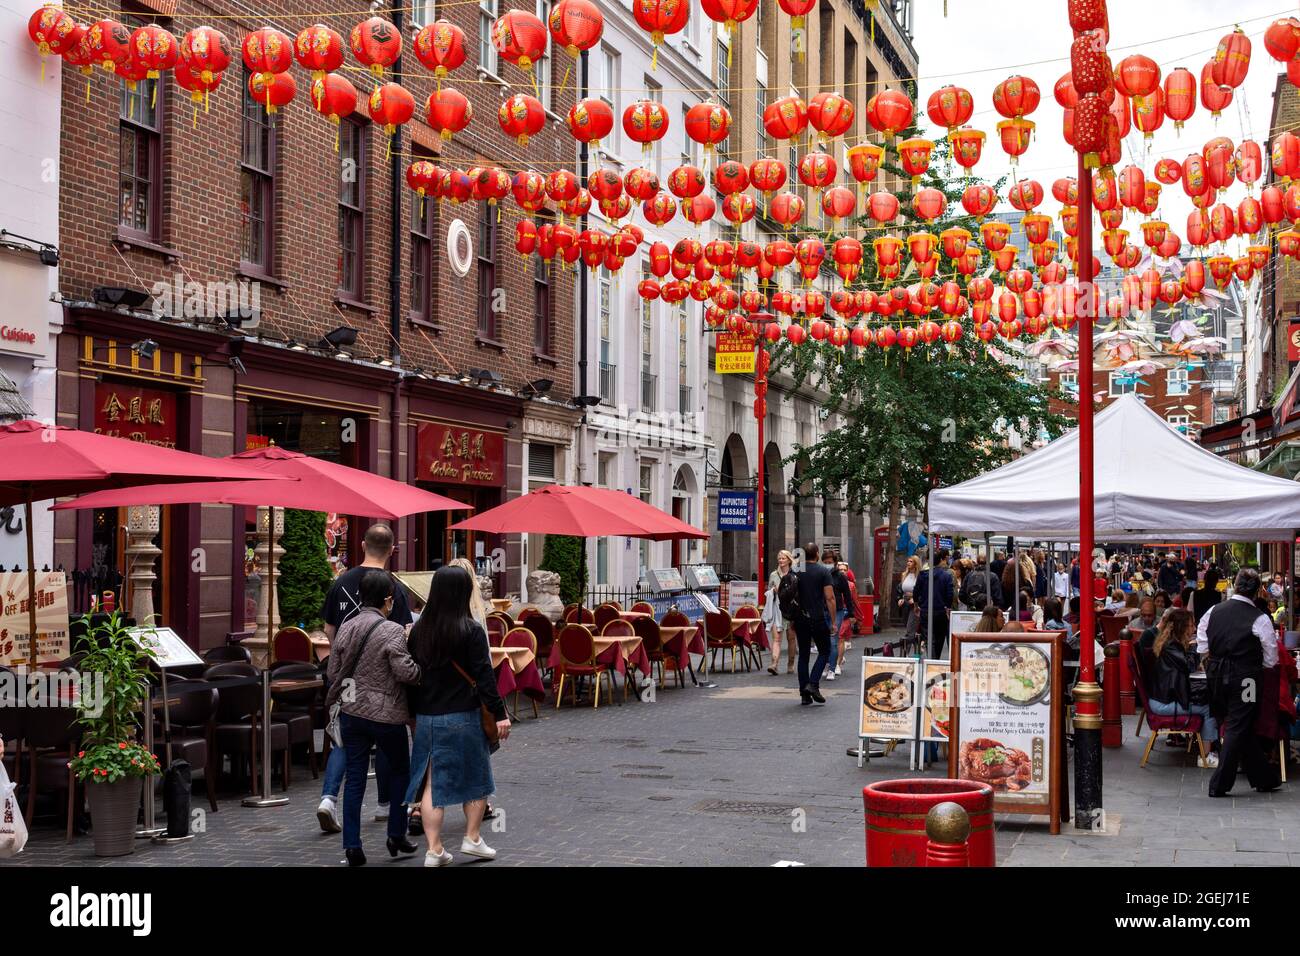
[8,630,1300,867]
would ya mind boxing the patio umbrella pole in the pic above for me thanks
[25,484,37,668]
[244,505,288,809]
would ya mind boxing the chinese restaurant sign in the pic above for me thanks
[714,329,757,374]
[94,384,178,448]
[0,570,70,667]
[416,424,506,486]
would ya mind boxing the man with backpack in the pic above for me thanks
[914,548,955,659]
[787,543,837,706]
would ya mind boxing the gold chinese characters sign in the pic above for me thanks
[94,384,178,448]
[416,424,506,487]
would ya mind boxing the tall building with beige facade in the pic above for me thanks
[706,0,918,582]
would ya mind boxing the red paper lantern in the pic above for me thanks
[546,169,579,204]
[512,170,547,211]
[491,10,547,73]
[926,85,974,132]
[712,160,749,195]
[1163,67,1196,129]
[950,128,985,171]
[350,16,401,78]
[668,165,706,199]
[588,168,623,203]
[1200,61,1232,117]
[86,18,131,72]
[981,221,1011,252]
[993,75,1041,118]
[426,88,473,141]
[242,27,293,88]
[470,166,511,205]
[897,138,935,186]
[1070,31,1110,95]
[722,194,756,225]
[770,192,805,229]
[179,26,231,84]
[413,20,465,77]
[499,93,545,146]
[808,91,854,141]
[1054,72,1080,109]
[763,95,807,141]
[173,61,221,111]
[866,191,900,225]
[249,71,296,113]
[1008,180,1044,212]
[310,74,356,131]
[1262,185,1287,225]
[1204,137,1235,192]
[846,143,887,183]
[296,25,346,94]
[1237,140,1263,187]
[566,97,614,147]
[749,158,786,195]
[700,0,759,31]
[1131,88,1164,140]
[797,152,837,189]
[28,4,80,61]
[866,89,914,138]
[1114,54,1159,98]
[961,183,996,219]
[364,81,411,135]
[1211,28,1251,91]
[996,118,1034,164]
[130,24,177,79]
[821,187,855,224]
[912,188,946,223]
[684,102,731,150]
[548,0,603,59]
[682,195,716,225]
[1156,232,1181,259]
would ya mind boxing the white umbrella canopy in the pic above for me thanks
[928,394,1300,542]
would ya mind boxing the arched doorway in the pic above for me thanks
[717,433,751,577]
[671,465,699,568]
[763,441,785,578]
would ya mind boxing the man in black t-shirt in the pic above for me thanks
[792,543,837,705]
[317,523,410,834]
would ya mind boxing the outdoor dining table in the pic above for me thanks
[618,610,653,620]
[730,617,771,652]
[546,634,652,690]
[490,645,546,705]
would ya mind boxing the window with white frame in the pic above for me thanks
[1167,366,1189,396]
[1059,372,1077,391]
[598,268,615,405]
[678,299,690,415]
[681,104,699,168]
[645,77,663,168]
[756,80,768,156]
[1108,371,1135,396]
[600,46,620,151]
[717,38,729,100]
[638,462,654,574]
[412,0,437,27]
[478,0,499,75]
[1167,413,1190,433]
[641,258,655,411]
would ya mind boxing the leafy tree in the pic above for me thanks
[767,81,1071,610]
[539,534,589,606]
[277,509,334,630]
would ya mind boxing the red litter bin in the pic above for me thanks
[863,778,995,867]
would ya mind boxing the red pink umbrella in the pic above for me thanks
[449,484,708,540]
[0,420,287,665]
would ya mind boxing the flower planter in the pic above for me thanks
[86,776,142,857]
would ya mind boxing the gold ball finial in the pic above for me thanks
[925,802,971,845]
[1103,642,1120,659]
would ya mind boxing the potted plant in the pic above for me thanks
[68,613,162,857]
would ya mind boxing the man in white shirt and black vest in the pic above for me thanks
[1196,567,1282,797]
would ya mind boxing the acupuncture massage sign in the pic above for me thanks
[948,631,1066,834]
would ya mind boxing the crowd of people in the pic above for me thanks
[315,523,511,867]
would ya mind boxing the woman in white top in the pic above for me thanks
[897,555,920,644]
[765,550,797,675]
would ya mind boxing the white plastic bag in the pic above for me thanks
[0,761,28,858]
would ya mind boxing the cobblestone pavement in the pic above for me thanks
[7,630,1300,867]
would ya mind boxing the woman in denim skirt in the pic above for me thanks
[405,565,511,866]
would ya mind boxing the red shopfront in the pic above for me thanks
[405,382,523,594]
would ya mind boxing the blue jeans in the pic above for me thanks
[322,738,392,805]
[339,712,410,850]
[825,610,847,670]
[1148,698,1219,745]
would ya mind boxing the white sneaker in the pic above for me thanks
[374,803,390,821]
[845,641,853,650]
[424,848,454,867]
[316,797,341,834]
[834,664,843,676]
[1203,753,1220,769]
[824,670,837,681]
[460,836,497,860]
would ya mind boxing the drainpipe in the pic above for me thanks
[389,5,405,564]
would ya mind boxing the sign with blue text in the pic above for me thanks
[717,490,756,531]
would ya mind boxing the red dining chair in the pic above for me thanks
[593,603,621,632]
[661,609,691,629]
[705,610,744,672]
[486,615,507,646]
[600,618,636,700]
[633,616,682,689]
[270,626,313,664]
[561,603,579,622]
[503,627,540,718]
[631,601,655,615]
[519,611,555,674]
[554,624,612,710]
[1131,655,1209,768]
[734,603,765,670]
[565,606,595,624]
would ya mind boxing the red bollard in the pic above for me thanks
[863,779,994,866]
[1102,642,1122,748]
[924,802,971,867]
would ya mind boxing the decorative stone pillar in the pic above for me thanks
[125,506,162,625]
[253,506,285,644]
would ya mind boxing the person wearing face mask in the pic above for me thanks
[325,569,423,866]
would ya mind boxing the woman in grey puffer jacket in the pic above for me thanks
[325,569,422,866]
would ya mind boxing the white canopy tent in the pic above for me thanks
[928,394,1300,543]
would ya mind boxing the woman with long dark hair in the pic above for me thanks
[404,565,510,866]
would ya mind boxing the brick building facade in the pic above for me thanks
[54,0,580,649]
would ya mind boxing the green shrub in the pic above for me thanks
[539,534,588,606]
[277,509,334,630]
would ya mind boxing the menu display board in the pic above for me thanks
[646,568,686,592]
[858,656,920,741]
[920,660,952,742]
[0,570,70,667]
[949,632,1064,833]
[127,626,203,669]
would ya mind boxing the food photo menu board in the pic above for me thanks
[858,656,920,741]
[948,632,1065,834]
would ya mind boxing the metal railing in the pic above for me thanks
[598,362,617,406]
